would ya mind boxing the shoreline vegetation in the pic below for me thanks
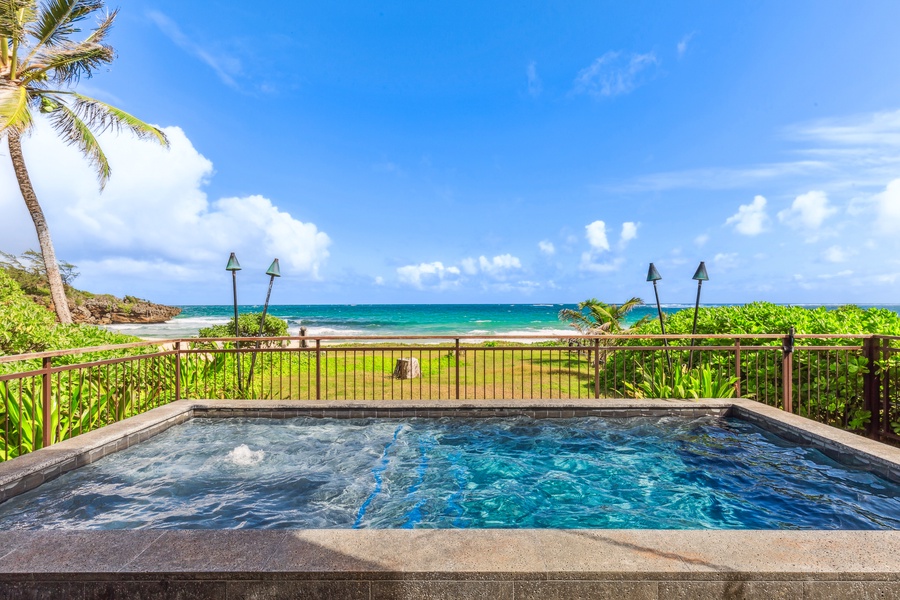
[1,251,180,327]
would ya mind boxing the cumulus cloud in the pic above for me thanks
[777,190,837,230]
[874,178,900,233]
[580,255,625,273]
[725,196,769,235]
[585,220,610,251]
[0,119,331,288]
[478,254,522,276]
[573,51,659,98]
[620,222,638,245]
[527,61,542,97]
[397,253,521,288]
[396,262,461,289]
[538,240,555,255]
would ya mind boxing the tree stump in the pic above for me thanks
[393,357,421,379]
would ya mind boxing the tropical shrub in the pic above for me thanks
[198,312,288,339]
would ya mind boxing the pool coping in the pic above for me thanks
[2,399,900,599]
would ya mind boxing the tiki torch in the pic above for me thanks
[689,261,709,368]
[225,253,243,392]
[646,263,672,370]
[247,259,281,388]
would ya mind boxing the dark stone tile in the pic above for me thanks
[81,580,226,600]
[515,580,655,600]
[659,581,801,599]
[227,580,369,600]
[0,581,86,600]
[805,581,900,600]
[371,580,513,600]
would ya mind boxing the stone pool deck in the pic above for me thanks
[1,399,900,599]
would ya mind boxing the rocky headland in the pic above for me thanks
[69,295,181,325]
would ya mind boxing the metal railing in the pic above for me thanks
[1,333,898,461]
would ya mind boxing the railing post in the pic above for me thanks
[41,356,52,448]
[174,341,182,402]
[863,336,879,439]
[782,327,795,413]
[734,339,742,398]
[315,339,322,400]
[882,337,891,440]
[593,337,601,399]
[455,338,461,400]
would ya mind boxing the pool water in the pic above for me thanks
[1,416,899,530]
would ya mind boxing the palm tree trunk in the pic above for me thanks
[7,130,73,324]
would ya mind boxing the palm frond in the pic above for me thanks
[83,6,115,45]
[558,308,593,333]
[0,0,35,43]
[0,81,32,132]
[24,39,112,82]
[72,93,168,146]
[44,95,109,184]
[29,0,102,48]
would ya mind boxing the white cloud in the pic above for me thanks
[527,61,542,97]
[478,254,522,277]
[725,196,769,235]
[460,257,478,275]
[713,253,739,270]
[777,190,837,230]
[823,245,850,263]
[396,262,461,290]
[677,32,696,59]
[874,178,900,233]
[573,51,659,98]
[147,11,241,89]
[580,255,625,273]
[538,240,555,255]
[374,276,385,286]
[0,119,331,285]
[620,222,639,244]
[585,220,610,251]
[694,234,709,247]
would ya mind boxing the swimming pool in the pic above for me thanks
[2,412,899,530]
[2,399,900,598]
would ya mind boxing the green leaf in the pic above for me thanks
[0,82,33,132]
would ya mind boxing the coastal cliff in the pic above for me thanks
[68,296,181,325]
[1,252,181,326]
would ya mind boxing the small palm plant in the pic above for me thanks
[559,297,647,335]
[1,1,168,324]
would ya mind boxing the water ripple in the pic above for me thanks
[2,416,900,530]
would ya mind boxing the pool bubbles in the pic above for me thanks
[226,444,265,466]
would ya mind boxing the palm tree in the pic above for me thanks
[1,1,167,323]
[558,297,647,334]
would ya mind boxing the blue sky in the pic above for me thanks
[3,1,900,305]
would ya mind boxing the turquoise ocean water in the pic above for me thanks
[105,303,900,340]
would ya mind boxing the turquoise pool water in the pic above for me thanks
[1,416,898,530]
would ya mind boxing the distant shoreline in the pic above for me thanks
[103,303,900,341]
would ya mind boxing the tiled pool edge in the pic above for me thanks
[2,399,900,599]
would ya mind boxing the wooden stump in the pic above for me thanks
[393,357,421,379]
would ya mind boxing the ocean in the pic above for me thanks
[104,303,900,340]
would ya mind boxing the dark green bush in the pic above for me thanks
[198,312,288,339]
